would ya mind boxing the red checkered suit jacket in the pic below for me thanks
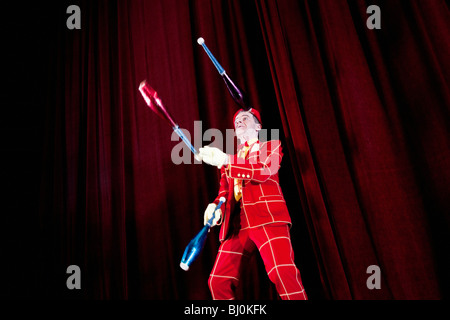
[213,140,291,241]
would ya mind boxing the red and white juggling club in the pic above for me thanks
[197,37,251,111]
[180,197,226,271]
[139,80,200,160]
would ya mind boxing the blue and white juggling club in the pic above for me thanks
[180,197,226,271]
[197,37,251,111]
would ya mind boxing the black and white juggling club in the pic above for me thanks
[180,197,226,271]
[197,37,251,111]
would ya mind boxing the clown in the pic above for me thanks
[198,108,307,300]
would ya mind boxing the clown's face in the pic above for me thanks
[234,111,261,142]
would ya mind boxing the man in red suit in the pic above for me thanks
[198,108,307,300]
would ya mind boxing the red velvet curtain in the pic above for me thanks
[4,0,449,299]
[255,0,450,300]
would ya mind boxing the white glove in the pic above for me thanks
[199,146,228,169]
[204,203,222,227]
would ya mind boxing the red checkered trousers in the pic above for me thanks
[208,140,307,300]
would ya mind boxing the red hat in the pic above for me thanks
[233,108,262,126]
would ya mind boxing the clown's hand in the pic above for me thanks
[199,146,228,169]
[204,203,222,226]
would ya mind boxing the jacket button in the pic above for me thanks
[246,174,250,178]
[237,173,241,177]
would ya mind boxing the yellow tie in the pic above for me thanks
[234,144,250,201]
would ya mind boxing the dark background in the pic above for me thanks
[1,0,449,300]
